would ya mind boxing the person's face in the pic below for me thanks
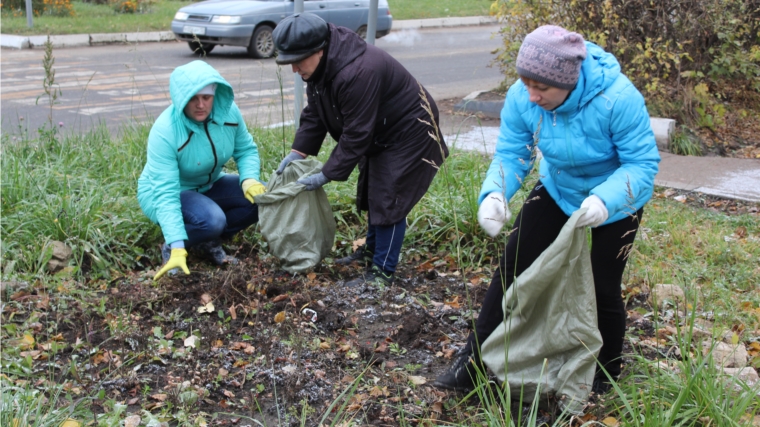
[291,50,324,80]
[520,77,571,111]
[184,94,214,121]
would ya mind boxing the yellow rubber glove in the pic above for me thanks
[154,249,190,280]
[242,178,266,203]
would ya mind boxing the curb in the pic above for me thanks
[0,16,496,50]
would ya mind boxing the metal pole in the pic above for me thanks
[25,0,33,28]
[366,0,378,45]
[293,0,305,128]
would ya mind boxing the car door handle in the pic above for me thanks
[319,4,325,7]
[354,2,359,5]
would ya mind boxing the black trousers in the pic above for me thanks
[468,183,643,379]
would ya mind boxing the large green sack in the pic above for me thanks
[255,159,336,273]
[481,209,603,415]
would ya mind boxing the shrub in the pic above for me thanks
[111,0,151,14]
[491,0,760,125]
[1,0,73,16]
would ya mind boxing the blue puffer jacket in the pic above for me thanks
[480,42,660,225]
[137,60,260,244]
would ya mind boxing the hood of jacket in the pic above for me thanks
[319,24,366,84]
[554,41,621,115]
[169,60,234,131]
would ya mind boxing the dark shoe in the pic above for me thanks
[160,243,178,276]
[344,264,393,287]
[335,244,373,266]
[433,348,483,391]
[197,240,239,266]
[592,374,614,395]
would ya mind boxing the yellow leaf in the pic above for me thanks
[409,375,427,385]
[602,417,619,426]
[319,342,331,349]
[60,420,82,427]
[197,302,215,314]
[20,334,35,350]
[274,311,286,323]
[731,332,740,345]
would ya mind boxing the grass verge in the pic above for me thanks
[0,0,492,36]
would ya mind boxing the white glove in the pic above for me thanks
[576,195,609,228]
[477,192,511,237]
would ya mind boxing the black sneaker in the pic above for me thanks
[345,264,393,287]
[335,244,373,266]
[433,348,482,391]
[160,243,179,276]
[592,374,614,395]
[196,240,239,266]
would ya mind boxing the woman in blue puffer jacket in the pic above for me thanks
[138,60,265,280]
[435,25,660,393]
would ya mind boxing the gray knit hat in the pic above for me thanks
[516,25,587,90]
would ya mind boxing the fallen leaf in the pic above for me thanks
[197,302,215,314]
[602,417,619,426]
[319,341,331,349]
[409,376,427,385]
[352,238,366,251]
[307,272,317,281]
[431,401,444,414]
[200,293,212,305]
[222,389,235,398]
[274,311,286,323]
[229,304,237,320]
[184,336,199,348]
[124,415,141,427]
[219,368,229,377]
[60,419,81,427]
[272,294,288,303]
[20,333,35,350]
[150,393,168,401]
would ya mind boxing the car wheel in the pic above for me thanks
[356,25,367,40]
[188,41,215,56]
[248,25,275,59]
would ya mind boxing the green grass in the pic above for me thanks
[0,0,493,36]
[0,0,185,35]
[388,0,492,21]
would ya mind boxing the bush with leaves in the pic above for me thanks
[491,0,760,129]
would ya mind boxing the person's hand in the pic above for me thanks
[276,151,306,175]
[297,172,330,191]
[478,192,511,237]
[576,195,608,228]
[154,249,190,280]
[242,178,266,203]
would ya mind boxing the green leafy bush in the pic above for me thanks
[491,0,760,128]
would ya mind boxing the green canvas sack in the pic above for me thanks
[480,209,603,414]
[255,159,336,273]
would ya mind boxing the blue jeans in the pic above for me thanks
[365,216,406,273]
[179,174,258,247]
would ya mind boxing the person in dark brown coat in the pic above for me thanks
[272,12,448,287]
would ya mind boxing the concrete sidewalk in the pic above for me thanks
[0,16,497,49]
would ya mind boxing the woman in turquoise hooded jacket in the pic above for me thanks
[435,26,660,394]
[138,60,265,280]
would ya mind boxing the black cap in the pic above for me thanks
[273,13,329,65]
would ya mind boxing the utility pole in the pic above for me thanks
[26,0,33,28]
[293,0,304,128]
[366,0,378,45]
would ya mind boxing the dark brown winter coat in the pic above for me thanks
[292,24,448,226]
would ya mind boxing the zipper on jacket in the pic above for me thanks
[203,122,219,185]
[552,111,557,127]
[178,131,194,152]
[563,115,575,168]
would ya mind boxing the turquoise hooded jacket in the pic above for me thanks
[480,42,660,225]
[137,60,260,244]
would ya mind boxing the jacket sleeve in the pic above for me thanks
[479,83,535,204]
[320,67,381,181]
[229,103,260,182]
[590,83,660,218]
[145,123,187,244]
[292,90,328,156]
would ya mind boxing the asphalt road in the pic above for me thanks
[1,25,503,136]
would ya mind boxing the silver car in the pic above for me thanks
[172,0,393,58]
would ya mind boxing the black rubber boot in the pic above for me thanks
[433,348,483,391]
[335,244,373,266]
